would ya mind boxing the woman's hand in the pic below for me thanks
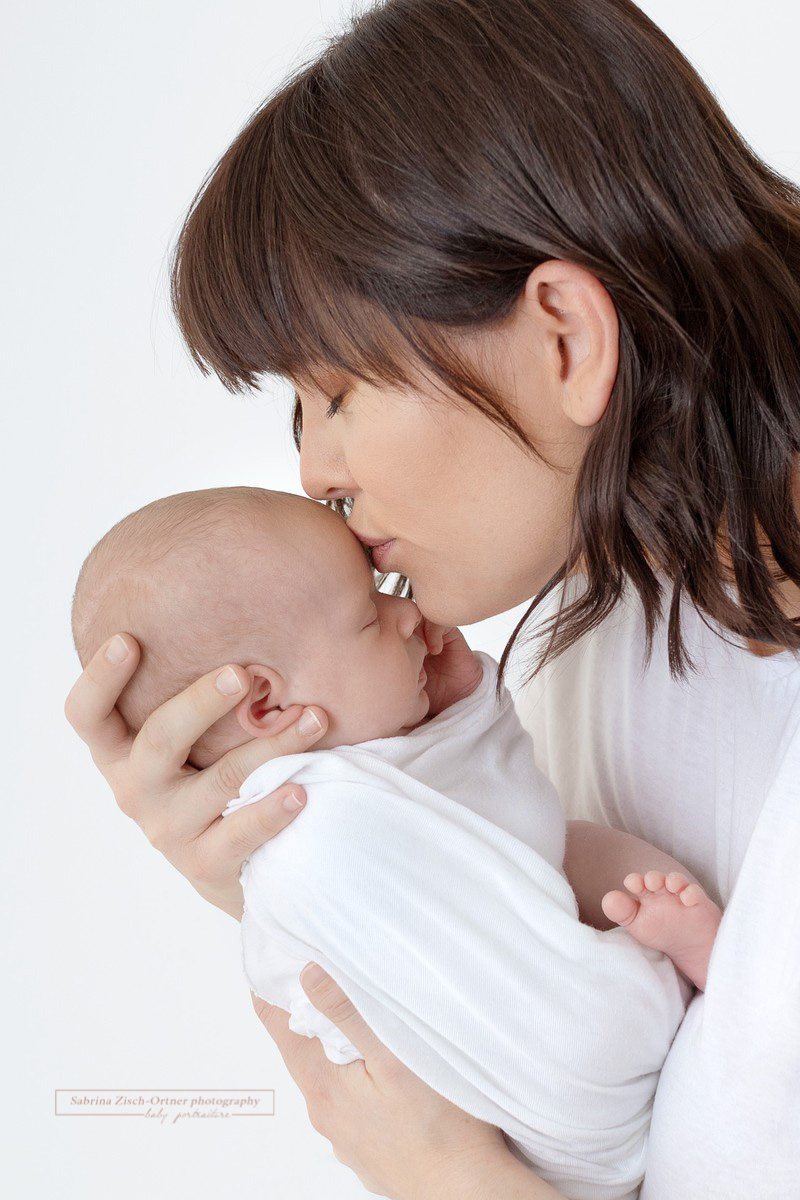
[64,632,328,920]
[420,622,484,718]
[252,969,513,1200]
[253,968,565,1200]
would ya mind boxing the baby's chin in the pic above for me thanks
[397,684,433,734]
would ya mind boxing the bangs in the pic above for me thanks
[168,52,535,455]
[169,61,436,399]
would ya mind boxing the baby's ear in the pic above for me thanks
[233,665,286,737]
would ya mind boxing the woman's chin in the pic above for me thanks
[412,588,508,628]
[413,570,543,626]
[404,579,469,626]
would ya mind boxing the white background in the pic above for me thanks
[2,2,798,1197]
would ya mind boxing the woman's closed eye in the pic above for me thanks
[326,390,349,419]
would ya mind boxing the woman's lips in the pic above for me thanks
[349,525,398,572]
[370,540,396,572]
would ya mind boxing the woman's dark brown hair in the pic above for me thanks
[170,0,800,694]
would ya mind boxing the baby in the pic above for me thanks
[71,486,722,1200]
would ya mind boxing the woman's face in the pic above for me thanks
[294,263,619,626]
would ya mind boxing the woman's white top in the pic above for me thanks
[224,652,687,1200]
[514,573,800,1199]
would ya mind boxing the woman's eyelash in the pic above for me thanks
[325,391,347,419]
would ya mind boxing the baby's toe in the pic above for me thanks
[623,872,646,894]
[665,871,690,894]
[644,870,666,892]
[602,889,640,928]
[679,882,704,907]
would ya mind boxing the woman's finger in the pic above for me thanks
[135,697,329,842]
[166,704,328,839]
[129,663,258,789]
[63,633,141,770]
[204,704,327,809]
[299,965,398,1071]
[250,992,346,1099]
[129,657,324,789]
[194,783,310,881]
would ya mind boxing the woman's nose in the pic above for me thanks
[298,413,357,502]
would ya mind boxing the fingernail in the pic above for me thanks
[215,666,243,695]
[105,635,129,664]
[297,708,322,737]
[282,790,305,812]
[300,963,326,989]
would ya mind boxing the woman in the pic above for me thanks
[65,0,800,1196]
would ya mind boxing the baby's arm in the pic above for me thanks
[564,821,722,991]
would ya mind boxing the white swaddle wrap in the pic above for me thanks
[223,652,688,1200]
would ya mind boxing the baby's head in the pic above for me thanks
[71,487,431,768]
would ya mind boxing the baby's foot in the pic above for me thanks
[601,871,722,991]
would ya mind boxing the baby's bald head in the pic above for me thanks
[71,487,335,766]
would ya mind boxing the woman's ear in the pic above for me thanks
[526,260,619,428]
[233,665,287,737]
